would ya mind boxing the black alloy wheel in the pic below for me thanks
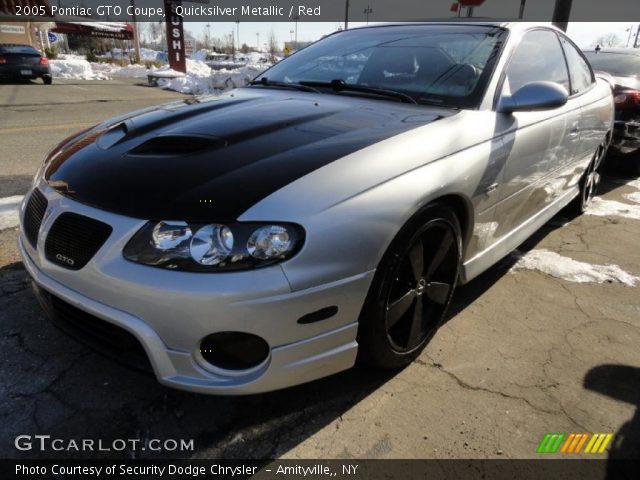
[358,204,462,369]
[572,141,608,214]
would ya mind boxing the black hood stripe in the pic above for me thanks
[46,89,453,221]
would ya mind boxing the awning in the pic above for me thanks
[51,22,133,40]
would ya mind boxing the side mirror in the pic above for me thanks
[497,81,569,113]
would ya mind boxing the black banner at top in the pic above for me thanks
[0,0,639,23]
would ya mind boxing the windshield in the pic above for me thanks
[584,52,640,77]
[255,25,506,109]
[0,45,40,55]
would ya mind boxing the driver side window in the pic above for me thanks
[504,29,570,95]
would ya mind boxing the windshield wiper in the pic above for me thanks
[299,79,417,105]
[248,77,320,93]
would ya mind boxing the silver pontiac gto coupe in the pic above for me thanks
[19,22,613,394]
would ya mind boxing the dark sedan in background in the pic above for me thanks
[0,44,52,84]
[585,48,640,173]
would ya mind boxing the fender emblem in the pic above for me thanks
[55,254,75,266]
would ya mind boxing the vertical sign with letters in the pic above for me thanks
[164,0,186,73]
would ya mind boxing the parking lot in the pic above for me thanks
[1,79,639,460]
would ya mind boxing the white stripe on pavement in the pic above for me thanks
[0,195,24,231]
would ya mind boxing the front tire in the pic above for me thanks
[357,203,462,369]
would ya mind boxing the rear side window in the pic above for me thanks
[0,45,40,55]
[559,36,594,95]
[504,29,570,94]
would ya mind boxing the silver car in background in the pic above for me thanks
[19,22,613,394]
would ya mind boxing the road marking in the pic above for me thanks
[0,195,24,231]
[0,122,92,135]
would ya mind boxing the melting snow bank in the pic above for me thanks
[586,197,640,221]
[612,178,640,190]
[48,54,271,93]
[156,60,268,95]
[0,196,24,231]
[512,249,640,286]
[91,62,150,79]
[49,54,110,80]
[50,54,151,80]
[623,192,640,205]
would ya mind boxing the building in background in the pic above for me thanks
[0,0,52,49]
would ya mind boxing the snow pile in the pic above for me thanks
[190,49,208,61]
[586,197,640,221]
[105,47,162,61]
[613,178,640,190]
[157,59,269,95]
[624,192,640,205]
[512,249,640,286]
[91,62,150,79]
[49,54,109,80]
[0,196,23,231]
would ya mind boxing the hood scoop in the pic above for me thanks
[129,135,228,157]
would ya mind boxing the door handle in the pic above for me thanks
[485,183,499,195]
[569,123,580,138]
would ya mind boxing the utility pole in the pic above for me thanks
[293,15,299,45]
[344,0,349,30]
[364,5,373,25]
[256,32,260,51]
[518,0,527,19]
[551,0,572,32]
[235,20,240,53]
[130,0,141,63]
[635,25,640,48]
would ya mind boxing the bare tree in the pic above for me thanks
[267,29,279,62]
[593,33,622,48]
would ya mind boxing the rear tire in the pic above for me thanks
[569,140,607,215]
[43,75,52,85]
[357,203,462,369]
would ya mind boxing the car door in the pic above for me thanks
[492,28,580,238]
[558,34,604,175]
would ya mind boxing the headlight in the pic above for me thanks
[189,224,233,266]
[247,225,292,259]
[123,221,303,272]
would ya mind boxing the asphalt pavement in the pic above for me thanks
[0,78,186,198]
[0,79,639,461]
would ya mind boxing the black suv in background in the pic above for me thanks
[0,44,52,84]
[584,48,640,173]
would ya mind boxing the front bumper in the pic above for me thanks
[19,184,375,394]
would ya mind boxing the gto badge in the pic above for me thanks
[55,254,75,266]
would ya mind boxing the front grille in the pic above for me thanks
[23,188,48,248]
[45,212,112,270]
[34,285,153,373]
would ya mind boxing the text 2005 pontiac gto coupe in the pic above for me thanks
[20,23,613,394]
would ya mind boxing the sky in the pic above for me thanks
[182,22,638,51]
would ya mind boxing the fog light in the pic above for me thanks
[199,332,269,371]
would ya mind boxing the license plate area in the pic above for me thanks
[20,69,32,75]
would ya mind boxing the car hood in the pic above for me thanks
[45,88,454,221]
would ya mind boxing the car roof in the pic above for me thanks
[347,21,556,33]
